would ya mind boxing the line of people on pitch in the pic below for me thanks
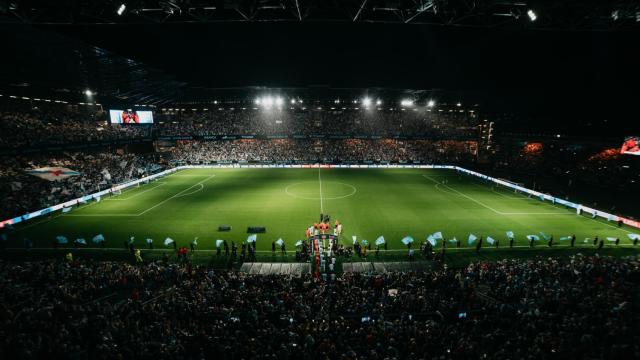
[417,233,632,257]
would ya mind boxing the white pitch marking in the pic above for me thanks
[62,213,139,217]
[65,174,216,217]
[423,174,570,216]
[106,183,166,201]
[170,174,217,177]
[318,167,324,214]
[136,174,215,216]
[173,183,203,198]
[285,182,357,200]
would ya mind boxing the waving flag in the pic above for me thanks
[92,234,105,243]
[559,236,572,241]
[164,237,175,246]
[56,235,68,244]
[352,235,357,245]
[275,238,284,246]
[628,234,640,240]
[375,236,385,246]
[583,238,591,243]
[216,239,224,248]
[486,236,496,245]
[401,236,414,245]
[247,234,257,243]
[432,232,443,240]
[448,237,458,243]
[295,240,303,247]
[468,234,478,245]
[26,167,80,181]
[361,239,369,246]
[506,231,514,239]
[426,235,437,246]
[75,238,87,245]
[146,238,153,244]
[606,237,618,242]
[526,235,540,241]
[539,232,550,241]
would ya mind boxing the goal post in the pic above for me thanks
[496,178,525,193]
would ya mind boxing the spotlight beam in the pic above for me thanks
[353,0,368,21]
[295,0,302,21]
[405,1,435,23]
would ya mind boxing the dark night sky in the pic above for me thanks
[3,22,639,135]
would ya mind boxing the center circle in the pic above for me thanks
[285,181,357,200]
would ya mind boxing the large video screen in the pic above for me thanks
[620,136,640,155]
[109,110,153,124]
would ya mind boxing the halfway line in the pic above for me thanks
[318,167,324,214]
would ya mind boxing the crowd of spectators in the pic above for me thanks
[493,140,637,190]
[0,104,149,149]
[169,139,477,164]
[491,139,640,216]
[0,254,638,359]
[0,151,163,220]
[155,108,478,139]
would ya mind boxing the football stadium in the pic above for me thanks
[2,2,640,359]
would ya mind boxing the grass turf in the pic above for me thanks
[7,168,638,259]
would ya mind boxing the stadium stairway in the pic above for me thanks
[343,261,432,273]
[239,262,310,275]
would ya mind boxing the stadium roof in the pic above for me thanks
[2,0,640,31]
[1,10,639,135]
[0,24,186,105]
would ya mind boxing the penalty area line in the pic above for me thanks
[106,183,166,201]
[136,174,215,216]
[64,174,216,218]
[422,174,570,216]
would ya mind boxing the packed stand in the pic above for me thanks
[491,138,640,216]
[0,151,163,220]
[0,254,638,359]
[169,139,477,164]
[155,108,478,139]
[0,103,150,149]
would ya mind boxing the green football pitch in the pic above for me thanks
[9,168,637,254]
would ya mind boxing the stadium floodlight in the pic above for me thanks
[527,9,537,21]
[400,99,414,107]
[427,100,435,107]
[263,97,274,107]
[117,4,126,16]
[255,98,261,105]
[362,97,372,107]
[376,99,382,105]
[275,97,284,106]
[291,99,296,104]
[611,10,619,21]
[84,89,93,96]
[456,102,461,107]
